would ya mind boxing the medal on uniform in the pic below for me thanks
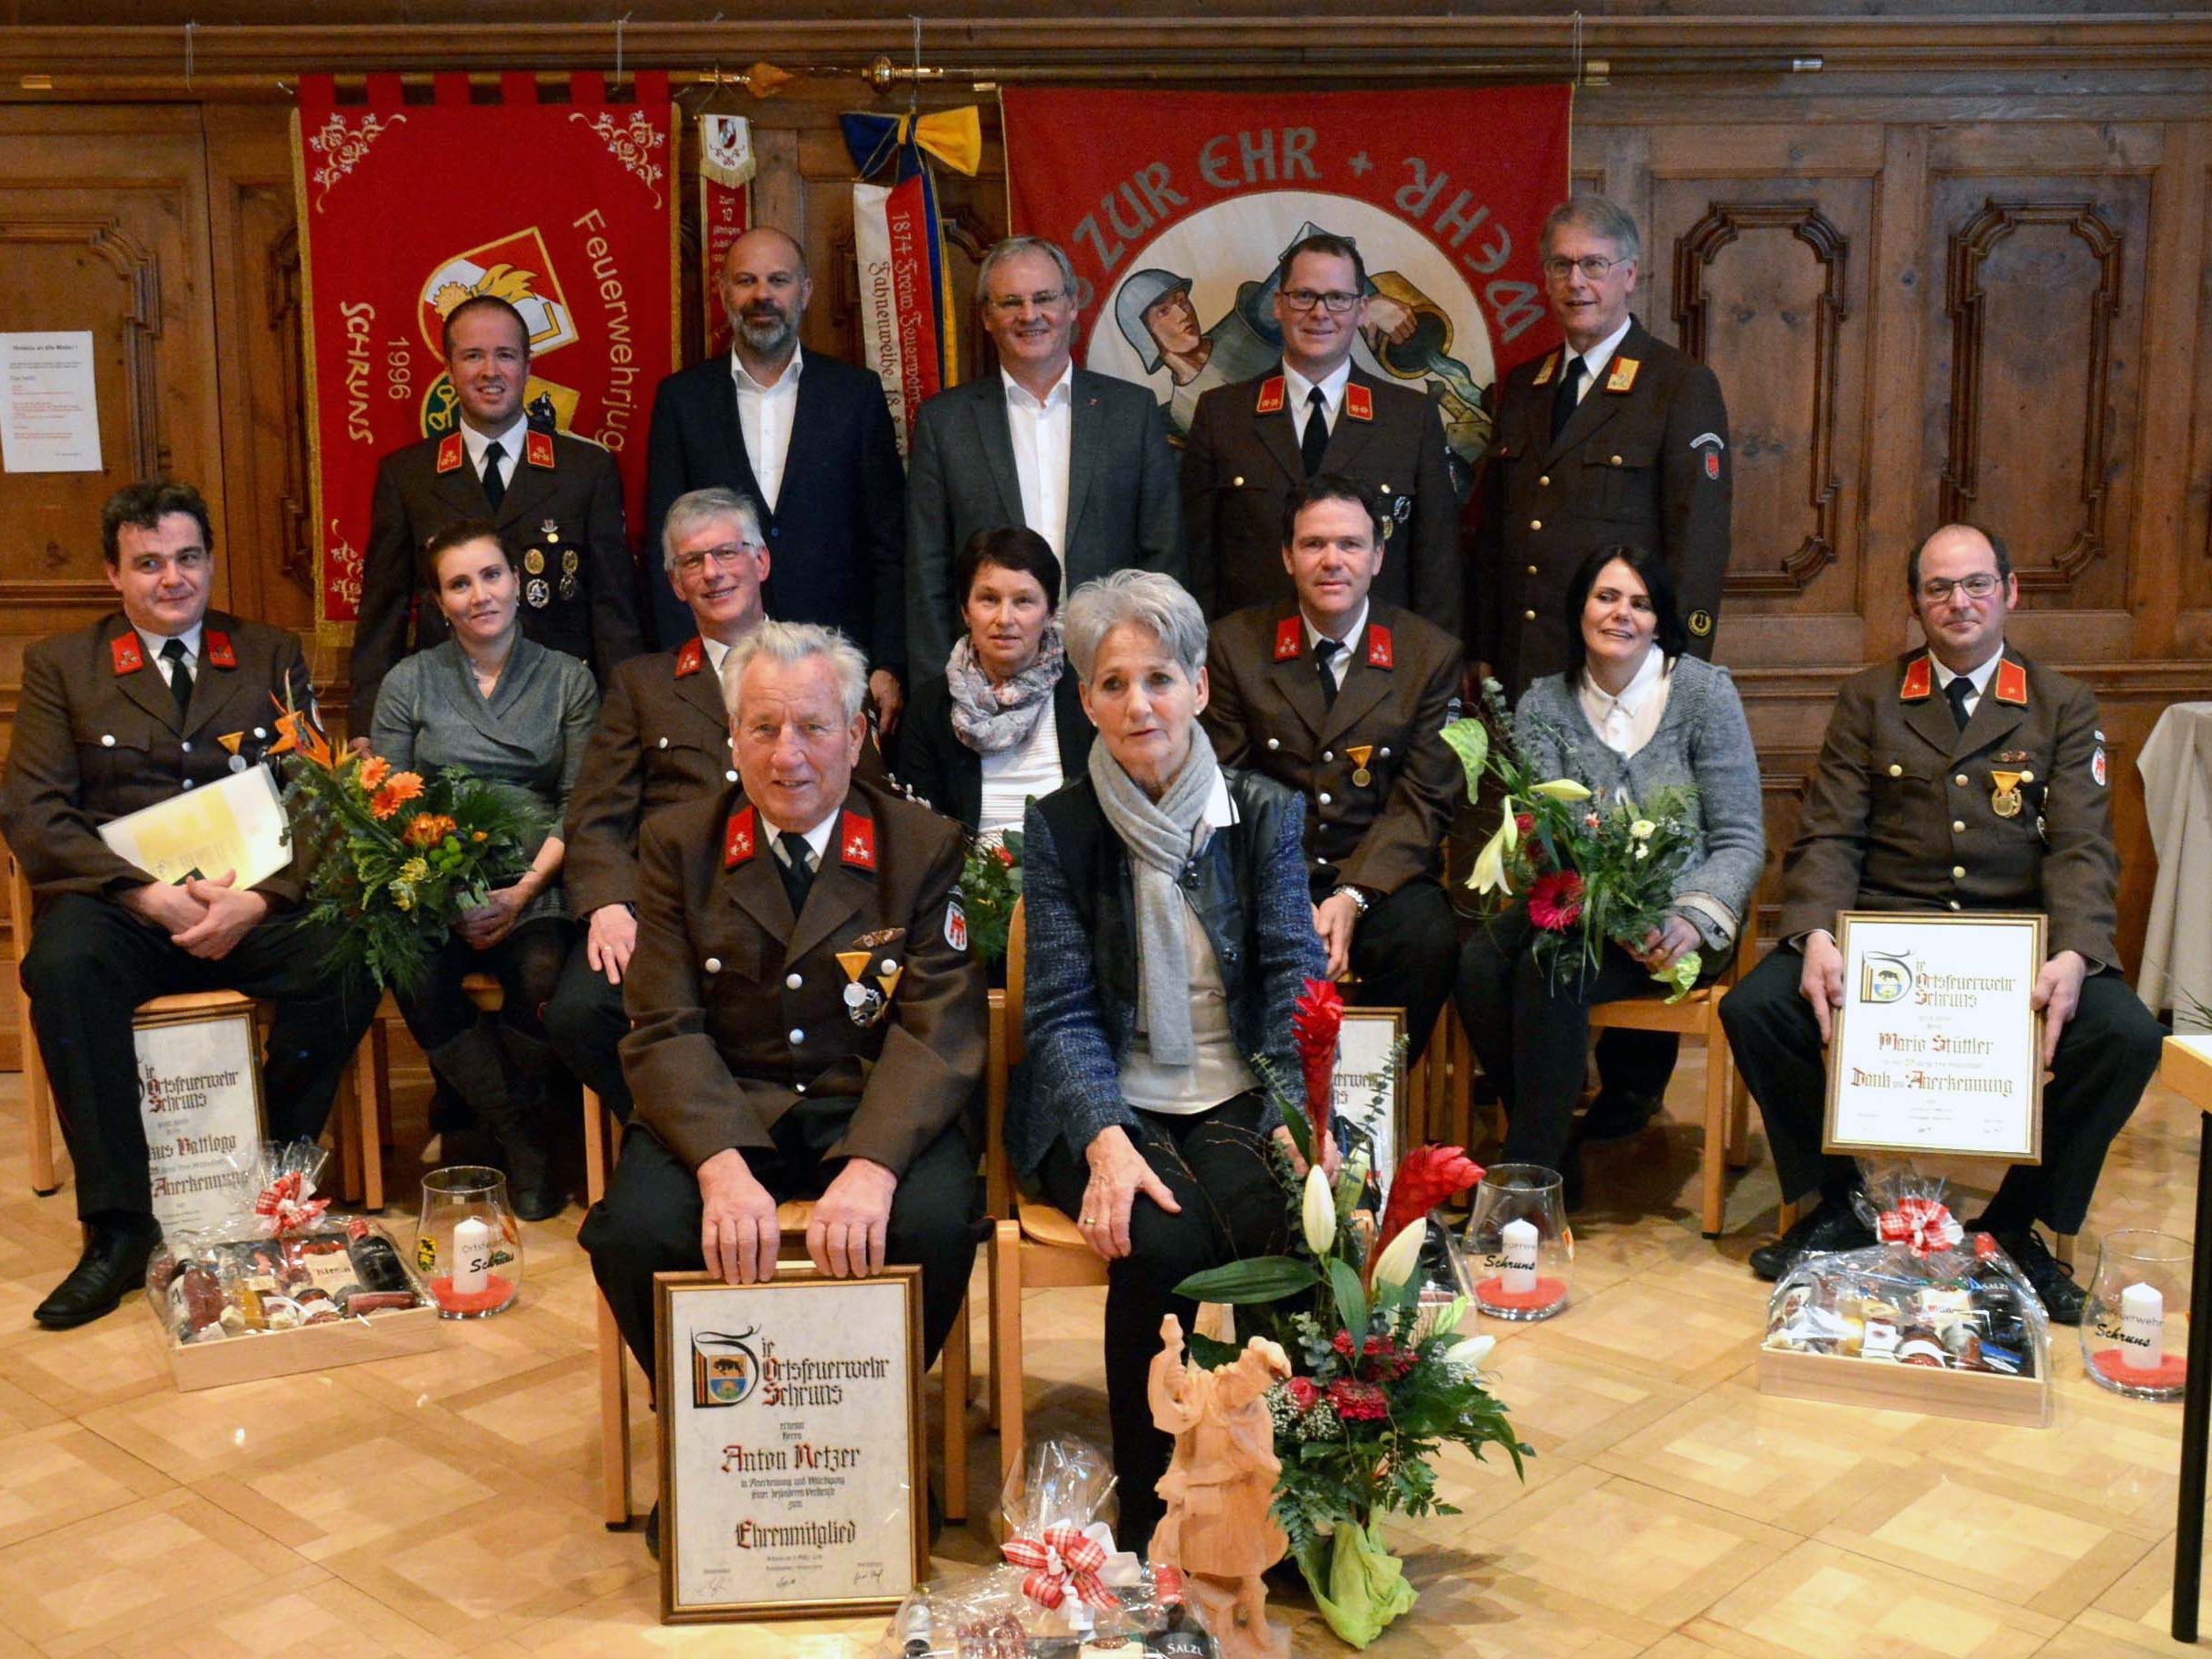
[558,572,580,601]
[524,547,545,575]
[525,576,550,608]
[1989,769,2024,819]
[1348,744,1374,788]
[561,547,579,576]
[541,520,560,544]
[836,948,884,1025]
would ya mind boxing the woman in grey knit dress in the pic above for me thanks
[1455,544,1764,1206]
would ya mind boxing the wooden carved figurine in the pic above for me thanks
[1148,1314,1293,1659]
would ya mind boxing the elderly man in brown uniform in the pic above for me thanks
[1202,476,1462,1061]
[544,487,772,1123]
[0,481,374,1327]
[1182,232,1460,638]
[578,620,986,1410]
[1720,525,2162,1321]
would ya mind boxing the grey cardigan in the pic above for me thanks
[1514,654,1765,949]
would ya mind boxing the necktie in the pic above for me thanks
[1313,637,1340,709]
[1300,386,1330,478]
[1550,354,1588,443]
[482,439,507,512]
[777,830,816,914]
[159,638,192,722]
[1943,674,1974,732]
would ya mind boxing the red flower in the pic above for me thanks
[1528,870,1584,932]
[1368,1145,1485,1277]
[1331,1329,1356,1362]
[994,844,1016,866]
[1292,977,1343,1153]
[1327,1379,1390,1421]
[1514,810,1535,835]
[1286,1376,1320,1412]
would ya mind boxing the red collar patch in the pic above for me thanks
[204,629,237,670]
[1272,616,1304,662]
[1343,384,1374,422]
[839,810,877,872]
[674,638,704,679]
[1993,658,2028,707]
[524,429,556,470]
[724,805,757,868]
[1366,625,1393,670]
[1255,375,1286,416]
[435,433,466,474]
[1900,657,1933,702]
[110,633,144,675]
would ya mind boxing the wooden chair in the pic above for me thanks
[1587,903,1762,1238]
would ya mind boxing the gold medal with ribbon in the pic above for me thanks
[1348,744,1374,788]
[836,948,887,1025]
[1990,769,2025,819]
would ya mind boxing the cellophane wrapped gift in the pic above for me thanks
[1762,1171,2050,1382]
[144,1140,430,1345]
[876,1435,1221,1656]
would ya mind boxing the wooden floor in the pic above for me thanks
[1,1054,2210,1656]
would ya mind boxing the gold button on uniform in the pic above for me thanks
[1265,737,1280,751]
[1526,565,1538,576]
[2020,769,2035,783]
[1610,454,1624,466]
[1888,764,1902,777]
[704,957,723,975]
[1524,608,1537,620]
[1529,519,1542,531]
[1538,474,1551,487]
[1952,866,1966,879]
[1232,475,1244,487]
[1953,820,1966,832]
[1954,774,1970,787]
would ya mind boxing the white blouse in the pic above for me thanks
[1577,647,1672,758]
[978,697,1064,836]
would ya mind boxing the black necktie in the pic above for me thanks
[1944,674,1974,731]
[1550,354,1587,443]
[777,830,816,914]
[1300,386,1330,477]
[482,439,506,512]
[159,638,192,721]
[1313,637,1340,709]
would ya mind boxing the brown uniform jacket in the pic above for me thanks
[1470,319,1730,694]
[353,428,643,727]
[1779,648,2120,966]
[0,610,314,907]
[619,775,987,1178]
[1182,365,1461,639]
[1202,601,1462,901]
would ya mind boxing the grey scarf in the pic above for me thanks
[947,625,1066,754]
[1087,734,1222,1066]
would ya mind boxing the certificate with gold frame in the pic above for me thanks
[1824,911,2045,1163]
[654,1266,926,1622]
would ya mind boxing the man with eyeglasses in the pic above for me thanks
[644,228,908,734]
[1720,523,2161,1317]
[1181,231,1459,639]
[905,236,1182,682]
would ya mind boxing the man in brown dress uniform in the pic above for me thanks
[578,621,986,1393]
[1720,525,2162,1320]
[0,482,374,1327]
[1202,476,1462,1060]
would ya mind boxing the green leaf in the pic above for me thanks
[1174,1255,1319,1304]
[1329,1258,1370,1351]
[1186,1331,1240,1369]
[1439,717,1490,802]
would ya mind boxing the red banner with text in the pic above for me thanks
[293,72,680,637]
[1002,85,1572,470]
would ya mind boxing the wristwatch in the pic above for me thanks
[1331,885,1371,917]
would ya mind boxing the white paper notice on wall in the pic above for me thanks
[0,331,102,473]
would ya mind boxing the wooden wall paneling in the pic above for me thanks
[2130,122,2207,658]
[2172,131,2212,650]
[1852,122,1932,663]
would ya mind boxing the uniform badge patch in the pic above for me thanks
[2092,747,2108,787]
[945,893,968,952]
[673,638,704,678]
[1366,626,1393,670]
[204,630,237,669]
[1688,609,1714,639]
[435,432,465,474]
[1990,770,2025,819]
[524,548,546,576]
[1604,356,1640,394]
[1530,352,1559,388]
[839,810,877,871]
[1272,616,1303,663]
[1255,376,1286,416]
[724,806,757,867]
[524,429,556,470]
[524,577,551,608]
[1343,384,1374,422]
[1705,450,1721,481]
[110,633,144,675]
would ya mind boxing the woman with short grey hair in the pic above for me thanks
[1060,567,1210,687]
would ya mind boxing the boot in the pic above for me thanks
[497,1027,570,1221]
[426,1026,562,1221]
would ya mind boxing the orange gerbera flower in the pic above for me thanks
[356,756,391,791]
[369,772,425,820]
[402,812,457,848]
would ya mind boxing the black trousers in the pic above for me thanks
[394,916,569,1050]
[1719,945,2163,1233]
[1037,1091,1286,1555]
[579,1109,981,1386]
[544,940,632,1120]
[1340,876,1458,1062]
[1454,910,1718,1172]
[20,894,375,1220]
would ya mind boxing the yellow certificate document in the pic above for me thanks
[98,765,290,889]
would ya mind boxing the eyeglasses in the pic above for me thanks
[984,289,1068,316]
[675,543,764,574]
[1540,255,1628,282]
[1278,288,1360,314]
[1919,573,2004,603]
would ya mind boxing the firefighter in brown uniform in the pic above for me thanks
[1202,476,1462,1060]
[579,621,986,1431]
[352,293,644,726]
[1719,525,2162,1321]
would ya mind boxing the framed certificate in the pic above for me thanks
[1335,1007,1409,1206]
[1824,912,2045,1162]
[134,999,267,1240]
[654,1266,926,1622]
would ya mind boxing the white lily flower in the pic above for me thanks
[1444,1334,1496,1371]
[1301,1165,1336,1256]
[1469,823,1514,895]
[1371,1220,1426,1290]
[1529,777,1593,803]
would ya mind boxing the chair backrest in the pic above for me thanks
[1004,897,1027,1067]
[5,840,32,959]
[983,898,1027,1214]
[1727,898,1764,987]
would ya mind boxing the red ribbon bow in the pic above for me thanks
[252,1170,331,1239]
[1877,1198,1963,1258]
[1000,1524,1120,1611]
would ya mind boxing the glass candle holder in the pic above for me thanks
[417,1166,524,1318]
[2081,1228,2189,1400]
[1460,1163,1572,1321]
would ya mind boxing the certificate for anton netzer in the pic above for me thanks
[655,1267,925,1622]
[1825,912,2045,1162]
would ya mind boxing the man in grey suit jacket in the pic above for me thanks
[905,237,1182,682]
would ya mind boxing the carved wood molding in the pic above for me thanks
[1940,196,2123,594]
[262,216,314,596]
[1,217,164,477]
[1673,199,1847,597]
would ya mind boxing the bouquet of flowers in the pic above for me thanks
[1444,681,1705,1000]
[1174,980,1529,1649]
[268,699,546,996]
[959,827,1023,966]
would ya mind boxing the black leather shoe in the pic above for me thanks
[1582,1089,1663,1142]
[1994,1229,2086,1326]
[35,1218,161,1329]
[1749,1198,1873,1283]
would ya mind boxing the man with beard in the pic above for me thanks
[644,228,908,734]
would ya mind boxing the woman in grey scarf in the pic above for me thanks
[1007,569,1325,1552]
